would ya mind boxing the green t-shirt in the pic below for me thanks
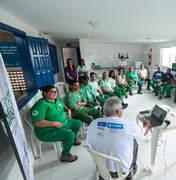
[89,81,100,97]
[31,97,67,132]
[108,77,116,88]
[80,84,94,102]
[126,72,137,82]
[99,79,112,91]
[77,65,88,76]
[65,90,86,116]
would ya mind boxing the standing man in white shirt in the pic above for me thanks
[118,56,127,75]
[137,64,151,90]
[86,97,150,180]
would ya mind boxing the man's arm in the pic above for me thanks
[143,120,151,135]
[34,120,62,128]
[64,106,71,118]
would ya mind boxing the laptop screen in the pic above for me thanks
[152,105,167,122]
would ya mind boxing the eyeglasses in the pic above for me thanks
[49,90,57,94]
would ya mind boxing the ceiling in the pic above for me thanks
[1,0,176,43]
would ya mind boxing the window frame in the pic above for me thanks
[161,46,176,68]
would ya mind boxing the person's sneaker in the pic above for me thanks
[74,138,81,146]
[164,95,171,98]
[129,93,133,96]
[137,92,142,94]
[159,95,163,100]
[155,92,158,96]
[122,103,128,109]
[60,153,78,162]
[147,88,151,90]
[125,94,128,98]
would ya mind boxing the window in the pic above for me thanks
[161,47,176,67]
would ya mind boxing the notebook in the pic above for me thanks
[144,105,167,127]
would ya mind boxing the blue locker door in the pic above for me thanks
[27,37,54,89]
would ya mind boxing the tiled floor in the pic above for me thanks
[34,87,176,180]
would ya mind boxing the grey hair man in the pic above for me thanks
[86,97,150,180]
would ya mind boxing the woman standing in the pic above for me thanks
[64,58,78,84]
[77,59,88,84]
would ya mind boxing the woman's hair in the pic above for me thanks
[66,58,76,70]
[40,85,56,97]
[108,70,115,79]
[103,97,122,117]
[118,68,123,73]
[102,72,108,79]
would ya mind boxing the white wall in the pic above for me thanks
[79,39,146,72]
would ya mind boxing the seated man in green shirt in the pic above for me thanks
[80,74,100,109]
[89,72,110,107]
[31,85,81,163]
[65,79,102,125]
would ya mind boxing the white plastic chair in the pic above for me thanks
[23,109,62,159]
[55,82,68,100]
[83,145,134,180]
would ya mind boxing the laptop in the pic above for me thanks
[145,105,167,127]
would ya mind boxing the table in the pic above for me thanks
[137,108,176,171]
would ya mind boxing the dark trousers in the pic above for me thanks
[99,139,138,180]
[139,78,151,89]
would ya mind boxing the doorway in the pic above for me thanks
[61,47,81,68]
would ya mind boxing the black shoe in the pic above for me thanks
[125,94,128,98]
[133,164,138,175]
[164,95,171,98]
[60,153,78,162]
[137,92,142,94]
[159,95,163,100]
[155,93,158,96]
[122,103,128,109]
[147,88,151,90]
[74,138,81,146]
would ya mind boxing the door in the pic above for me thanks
[27,37,54,89]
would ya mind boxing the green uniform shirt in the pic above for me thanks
[126,72,137,82]
[31,97,67,131]
[65,90,87,116]
[80,84,94,102]
[77,65,88,76]
[108,77,116,88]
[99,79,112,91]
[89,81,100,97]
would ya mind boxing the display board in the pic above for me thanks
[0,53,34,180]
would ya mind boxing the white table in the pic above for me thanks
[137,109,176,171]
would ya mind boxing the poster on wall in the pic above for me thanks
[0,30,21,67]
[0,53,34,180]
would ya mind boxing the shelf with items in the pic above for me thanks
[118,53,129,59]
